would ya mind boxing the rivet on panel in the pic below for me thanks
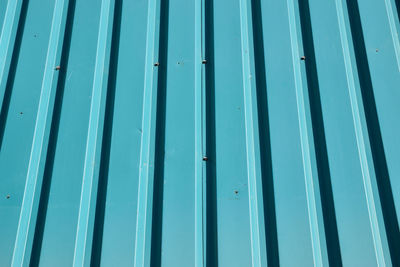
[300,56,306,61]
[55,66,61,71]
[202,156,208,161]
[154,62,160,67]
[202,59,207,64]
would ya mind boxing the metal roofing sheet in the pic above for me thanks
[0,0,400,266]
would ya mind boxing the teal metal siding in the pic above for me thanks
[0,0,400,266]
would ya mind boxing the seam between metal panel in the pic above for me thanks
[194,0,204,266]
[73,0,114,265]
[11,1,68,265]
[239,0,267,266]
[286,0,323,266]
[200,0,208,264]
[335,0,386,265]
[133,0,160,265]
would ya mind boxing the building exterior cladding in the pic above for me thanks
[0,0,400,266]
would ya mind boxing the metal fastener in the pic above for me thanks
[154,62,160,66]
[202,156,208,161]
[55,66,61,70]
[202,59,207,64]
[300,56,306,61]
[6,195,10,199]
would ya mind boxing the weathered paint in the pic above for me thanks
[0,0,399,266]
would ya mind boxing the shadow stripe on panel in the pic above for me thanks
[149,0,168,265]
[11,1,70,265]
[395,0,400,21]
[250,0,280,265]
[90,0,123,265]
[72,0,115,265]
[346,0,400,265]
[204,0,218,266]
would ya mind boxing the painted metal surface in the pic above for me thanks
[0,0,399,266]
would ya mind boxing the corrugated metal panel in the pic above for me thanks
[0,0,400,266]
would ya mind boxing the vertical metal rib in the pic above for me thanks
[194,0,205,266]
[73,0,114,265]
[286,0,324,265]
[0,0,23,115]
[133,0,161,265]
[335,0,386,265]
[11,1,69,265]
[238,0,268,266]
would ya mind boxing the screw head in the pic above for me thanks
[202,156,208,161]
[55,66,61,70]
[154,62,160,67]
[300,56,306,61]
[202,59,207,64]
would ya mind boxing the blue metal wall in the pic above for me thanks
[0,0,400,266]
